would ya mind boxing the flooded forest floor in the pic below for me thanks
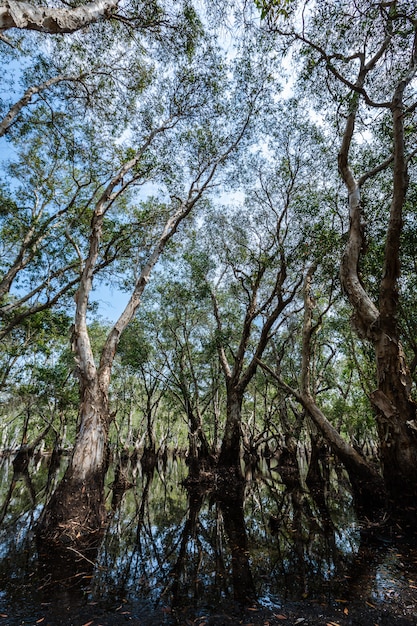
[0,452,416,626]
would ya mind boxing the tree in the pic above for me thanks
[114,317,164,459]
[0,308,76,452]
[261,0,417,513]
[36,31,258,544]
[0,17,166,335]
[138,268,218,473]
[259,265,386,516]
[0,0,207,335]
[189,104,326,473]
[209,212,301,473]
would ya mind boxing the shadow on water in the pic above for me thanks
[1,453,417,625]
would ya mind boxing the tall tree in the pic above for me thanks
[142,269,217,472]
[261,0,417,512]
[37,35,257,544]
[192,105,325,473]
[259,265,386,515]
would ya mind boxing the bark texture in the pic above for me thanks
[0,0,118,33]
[338,69,417,510]
[37,378,109,546]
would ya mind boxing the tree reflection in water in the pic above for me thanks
[0,453,416,625]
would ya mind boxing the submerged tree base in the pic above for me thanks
[36,472,107,549]
[182,459,245,493]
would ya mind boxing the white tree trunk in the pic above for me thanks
[0,0,118,33]
[70,383,107,482]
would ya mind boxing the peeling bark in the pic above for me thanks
[0,0,119,33]
[338,48,417,509]
[37,377,109,546]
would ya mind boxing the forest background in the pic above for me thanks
[1,0,417,545]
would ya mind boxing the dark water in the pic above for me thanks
[0,453,417,625]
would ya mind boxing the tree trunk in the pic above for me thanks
[368,94,417,509]
[339,78,417,512]
[301,392,386,515]
[36,108,251,544]
[257,261,387,519]
[180,380,213,477]
[37,377,109,547]
[0,0,118,33]
[302,266,387,514]
[217,386,243,472]
[140,398,157,472]
[371,377,417,508]
[187,425,212,477]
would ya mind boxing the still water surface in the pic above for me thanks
[0,453,416,625]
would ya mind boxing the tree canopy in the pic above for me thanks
[1,0,417,539]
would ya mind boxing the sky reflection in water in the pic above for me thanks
[0,454,416,624]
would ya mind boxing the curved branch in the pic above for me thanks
[0,74,83,137]
[293,31,392,109]
[358,153,394,186]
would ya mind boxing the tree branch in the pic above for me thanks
[0,0,119,33]
[0,74,83,137]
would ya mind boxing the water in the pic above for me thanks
[0,453,416,625]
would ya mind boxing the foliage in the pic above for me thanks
[1,1,417,502]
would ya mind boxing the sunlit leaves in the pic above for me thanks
[118,318,152,371]
[254,0,296,20]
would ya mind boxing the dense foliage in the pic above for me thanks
[1,0,417,528]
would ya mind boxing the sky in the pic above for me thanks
[91,284,130,323]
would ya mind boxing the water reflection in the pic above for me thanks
[0,453,416,624]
